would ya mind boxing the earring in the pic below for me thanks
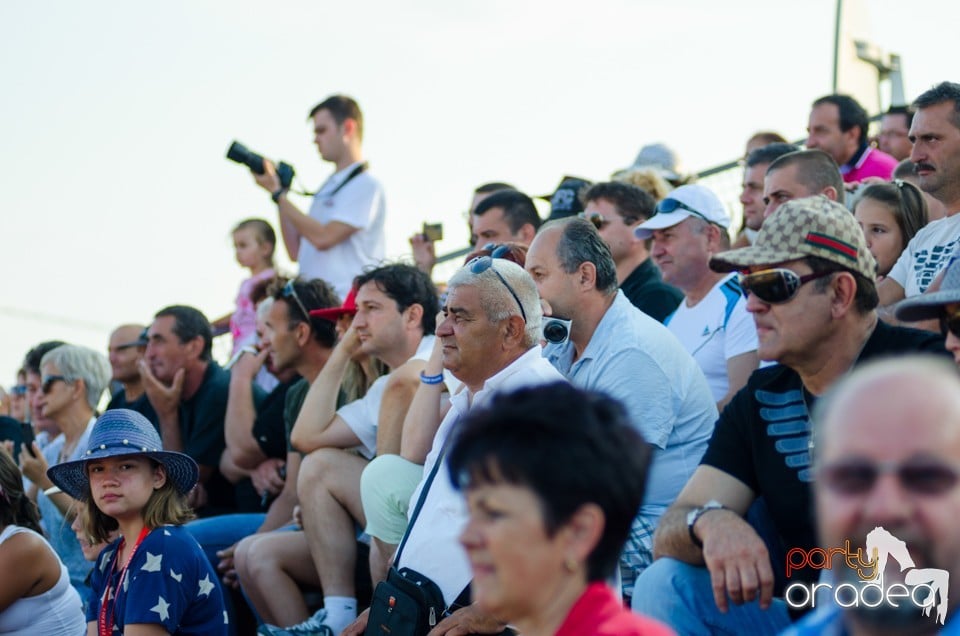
[564,557,578,573]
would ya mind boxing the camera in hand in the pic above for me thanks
[542,317,572,345]
[226,141,295,189]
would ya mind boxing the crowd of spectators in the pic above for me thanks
[4,83,960,635]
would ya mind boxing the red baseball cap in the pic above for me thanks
[309,286,358,323]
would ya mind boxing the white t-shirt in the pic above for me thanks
[337,335,435,458]
[397,347,567,606]
[888,213,960,297]
[665,274,757,402]
[299,162,386,299]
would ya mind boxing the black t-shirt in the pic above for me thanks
[701,320,947,585]
[106,390,159,432]
[619,258,684,324]
[179,362,265,516]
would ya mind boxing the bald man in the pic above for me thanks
[784,356,960,634]
[105,323,157,426]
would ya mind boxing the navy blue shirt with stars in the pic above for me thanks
[87,525,228,635]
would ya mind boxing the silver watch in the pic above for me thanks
[686,500,725,548]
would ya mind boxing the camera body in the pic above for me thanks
[227,141,295,189]
[542,317,572,345]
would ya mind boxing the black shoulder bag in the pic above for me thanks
[364,450,448,636]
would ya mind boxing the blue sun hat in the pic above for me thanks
[47,408,199,500]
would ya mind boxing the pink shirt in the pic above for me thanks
[555,583,676,636]
[841,146,898,183]
[230,268,275,353]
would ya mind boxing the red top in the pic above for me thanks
[554,583,676,636]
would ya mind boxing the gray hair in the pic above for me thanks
[549,218,619,295]
[41,344,111,409]
[448,258,542,347]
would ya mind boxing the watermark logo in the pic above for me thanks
[784,526,950,625]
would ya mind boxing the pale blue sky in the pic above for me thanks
[1,0,957,379]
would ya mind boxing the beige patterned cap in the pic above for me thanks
[710,195,877,280]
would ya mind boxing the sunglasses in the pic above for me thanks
[820,458,960,496]
[481,243,513,259]
[41,375,69,394]
[578,212,611,230]
[282,280,312,321]
[737,268,835,304]
[939,308,960,339]
[655,198,711,222]
[468,256,527,323]
[10,384,27,396]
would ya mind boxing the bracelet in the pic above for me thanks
[419,371,444,385]
[271,188,287,203]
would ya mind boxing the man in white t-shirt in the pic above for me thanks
[879,82,960,307]
[254,95,386,299]
[259,265,438,636]
[636,184,759,409]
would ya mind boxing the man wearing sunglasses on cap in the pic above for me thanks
[580,181,683,323]
[634,196,946,634]
[895,258,960,366]
[636,184,759,410]
[784,356,960,634]
[526,217,717,604]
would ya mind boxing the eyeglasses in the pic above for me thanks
[40,375,69,394]
[468,256,527,323]
[939,307,960,339]
[737,268,835,304]
[655,198,711,222]
[820,458,960,496]
[578,212,611,230]
[282,280,311,321]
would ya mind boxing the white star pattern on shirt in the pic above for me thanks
[141,552,162,572]
[198,573,215,597]
[151,595,170,621]
[100,549,115,572]
[223,610,229,624]
[170,569,182,582]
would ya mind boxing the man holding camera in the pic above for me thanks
[254,95,386,299]
[524,217,717,602]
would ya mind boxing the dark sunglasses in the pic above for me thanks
[578,212,611,230]
[10,384,27,396]
[655,198,711,222]
[737,268,835,304]
[282,280,311,321]
[939,307,960,339]
[40,375,69,394]
[820,458,960,496]
[468,256,527,323]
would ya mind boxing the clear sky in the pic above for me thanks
[1,0,957,380]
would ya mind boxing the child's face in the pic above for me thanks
[88,456,165,523]
[233,228,270,269]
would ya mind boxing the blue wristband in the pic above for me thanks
[419,371,444,385]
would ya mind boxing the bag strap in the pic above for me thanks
[394,428,452,565]
[322,162,368,198]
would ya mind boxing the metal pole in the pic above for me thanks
[832,0,843,92]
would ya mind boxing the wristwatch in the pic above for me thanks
[271,188,287,203]
[686,500,726,548]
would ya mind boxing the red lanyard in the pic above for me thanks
[99,526,151,636]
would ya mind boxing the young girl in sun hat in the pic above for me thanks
[47,408,228,635]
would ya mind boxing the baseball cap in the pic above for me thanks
[309,286,358,323]
[709,195,877,280]
[894,258,960,322]
[539,176,592,222]
[627,142,683,181]
[634,184,731,239]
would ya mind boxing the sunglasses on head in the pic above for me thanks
[41,375,69,394]
[578,212,611,230]
[481,243,513,259]
[468,256,527,323]
[737,268,835,304]
[939,307,960,339]
[819,458,960,496]
[282,280,311,321]
[655,198,710,222]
